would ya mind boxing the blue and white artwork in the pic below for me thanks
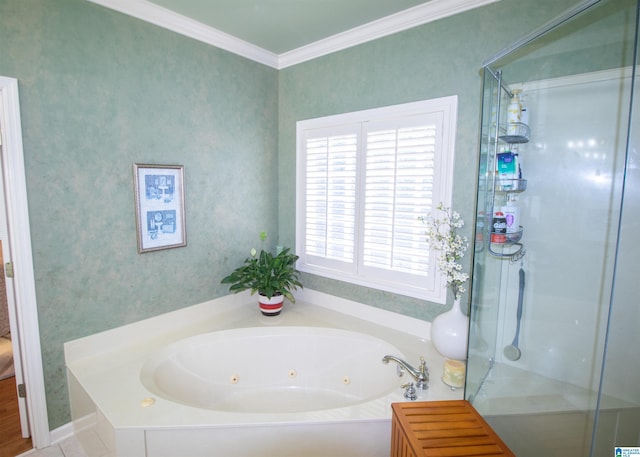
[146,210,177,239]
[134,164,186,253]
[144,174,175,203]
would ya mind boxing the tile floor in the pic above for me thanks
[18,436,88,457]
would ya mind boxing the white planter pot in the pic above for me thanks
[258,293,284,316]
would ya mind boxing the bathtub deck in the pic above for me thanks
[65,290,464,457]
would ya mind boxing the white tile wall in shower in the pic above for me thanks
[495,68,637,402]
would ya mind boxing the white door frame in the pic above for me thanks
[0,76,50,449]
[0,102,29,437]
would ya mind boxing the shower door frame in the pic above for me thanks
[465,66,502,402]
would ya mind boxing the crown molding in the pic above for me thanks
[86,0,280,68]
[278,0,500,68]
[87,0,499,70]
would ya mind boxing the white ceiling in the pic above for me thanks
[87,0,498,69]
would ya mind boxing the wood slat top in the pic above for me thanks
[392,400,515,457]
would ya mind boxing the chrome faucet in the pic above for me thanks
[382,355,429,390]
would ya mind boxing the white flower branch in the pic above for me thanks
[421,203,470,301]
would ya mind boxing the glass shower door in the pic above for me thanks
[466,68,503,402]
[592,4,640,452]
[466,1,640,456]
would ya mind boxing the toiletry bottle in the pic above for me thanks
[507,89,522,135]
[491,211,507,243]
[497,152,518,189]
[476,211,485,243]
[502,194,521,234]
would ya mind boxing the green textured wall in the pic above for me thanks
[278,0,578,321]
[495,0,638,83]
[1,0,278,428]
[2,0,581,432]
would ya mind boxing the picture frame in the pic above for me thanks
[133,163,186,253]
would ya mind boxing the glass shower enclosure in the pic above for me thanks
[467,0,640,456]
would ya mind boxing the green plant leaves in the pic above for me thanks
[221,248,303,302]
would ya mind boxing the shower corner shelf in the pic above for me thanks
[499,122,530,144]
[490,227,523,245]
[488,241,526,262]
[495,179,527,192]
[489,227,525,261]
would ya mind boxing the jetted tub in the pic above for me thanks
[141,326,402,414]
[65,290,462,457]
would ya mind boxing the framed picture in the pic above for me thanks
[133,163,186,253]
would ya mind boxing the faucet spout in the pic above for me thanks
[382,355,429,390]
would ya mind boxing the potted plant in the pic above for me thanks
[221,235,303,316]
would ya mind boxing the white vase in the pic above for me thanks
[430,297,469,360]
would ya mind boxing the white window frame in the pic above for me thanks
[296,96,457,303]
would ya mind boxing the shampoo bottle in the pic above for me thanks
[502,194,521,234]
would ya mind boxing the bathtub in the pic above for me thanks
[141,326,403,414]
[65,289,462,457]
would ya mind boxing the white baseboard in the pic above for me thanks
[49,421,75,446]
[16,421,75,455]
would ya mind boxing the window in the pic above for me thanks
[296,96,457,302]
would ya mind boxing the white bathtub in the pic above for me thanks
[65,289,463,457]
[141,326,402,414]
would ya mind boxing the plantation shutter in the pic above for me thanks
[296,96,456,302]
[302,125,359,273]
[359,114,442,289]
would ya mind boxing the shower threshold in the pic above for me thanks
[470,362,640,457]
[471,362,636,416]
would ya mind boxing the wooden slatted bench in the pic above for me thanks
[391,400,515,457]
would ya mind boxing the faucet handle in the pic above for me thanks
[416,356,429,390]
[401,382,418,401]
[419,356,428,375]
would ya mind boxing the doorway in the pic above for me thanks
[0,76,49,450]
[0,263,32,455]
